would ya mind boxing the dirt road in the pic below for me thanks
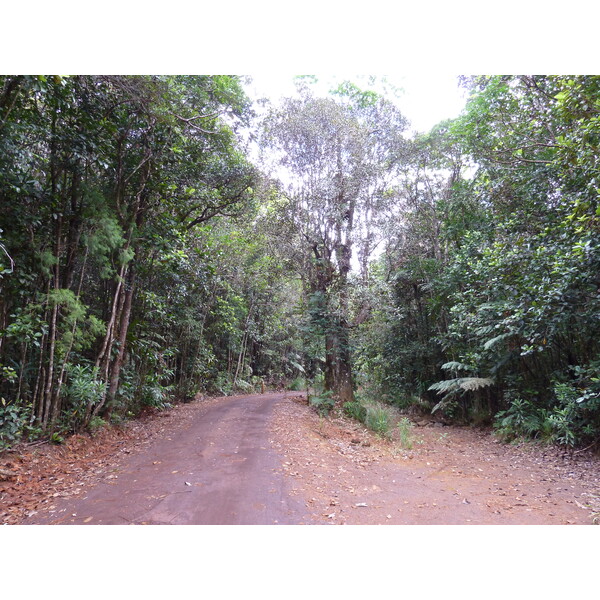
[3,392,599,525]
[24,393,308,525]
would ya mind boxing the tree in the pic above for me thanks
[0,75,258,437]
[261,86,409,403]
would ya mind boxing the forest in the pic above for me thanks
[1,74,599,451]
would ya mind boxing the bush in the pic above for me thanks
[493,383,600,448]
[213,373,234,396]
[309,391,335,416]
[63,364,106,431]
[88,416,107,434]
[343,400,367,423]
[289,377,306,391]
[494,398,549,442]
[0,400,30,449]
[140,382,172,410]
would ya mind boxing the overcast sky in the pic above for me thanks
[244,74,469,135]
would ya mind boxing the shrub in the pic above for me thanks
[63,364,105,431]
[88,416,107,434]
[309,391,335,416]
[494,398,549,442]
[494,381,600,448]
[140,382,172,410]
[289,377,306,391]
[0,400,30,449]
[343,400,367,423]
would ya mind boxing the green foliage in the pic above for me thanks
[343,400,367,423]
[352,75,600,449]
[493,379,600,448]
[494,398,550,442]
[88,416,107,434]
[63,364,105,431]
[309,390,335,416]
[2,366,18,384]
[140,380,172,410]
[289,377,306,391]
[0,74,260,436]
[0,399,30,449]
[364,403,393,438]
[428,378,495,415]
[1,73,599,452]
[396,417,414,450]
[83,206,127,279]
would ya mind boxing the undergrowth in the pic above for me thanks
[342,395,415,446]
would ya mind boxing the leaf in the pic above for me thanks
[288,359,305,373]
[483,333,513,351]
[429,377,495,398]
[459,377,495,392]
[441,361,475,373]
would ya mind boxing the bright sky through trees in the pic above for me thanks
[244,75,469,134]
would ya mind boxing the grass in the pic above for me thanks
[396,417,414,449]
[364,404,392,438]
[343,395,417,448]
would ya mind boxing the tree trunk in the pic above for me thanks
[324,322,354,404]
[101,267,135,420]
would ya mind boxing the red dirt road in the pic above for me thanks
[24,393,308,525]
[5,392,599,525]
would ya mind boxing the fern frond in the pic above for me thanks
[483,333,513,351]
[441,361,476,373]
[459,377,495,391]
[428,376,495,397]
[428,377,495,414]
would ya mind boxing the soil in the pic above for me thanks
[1,392,599,525]
[271,397,600,524]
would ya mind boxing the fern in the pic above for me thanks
[428,377,495,414]
[483,332,513,351]
[459,377,495,392]
[441,361,476,373]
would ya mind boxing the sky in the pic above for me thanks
[244,74,469,135]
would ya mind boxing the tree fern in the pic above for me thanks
[428,377,495,413]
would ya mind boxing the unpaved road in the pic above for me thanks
[3,392,599,525]
[23,393,307,524]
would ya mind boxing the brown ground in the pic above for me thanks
[1,392,599,525]
[271,397,600,524]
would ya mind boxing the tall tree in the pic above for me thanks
[261,85,408,403]
[0,75,258,438]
